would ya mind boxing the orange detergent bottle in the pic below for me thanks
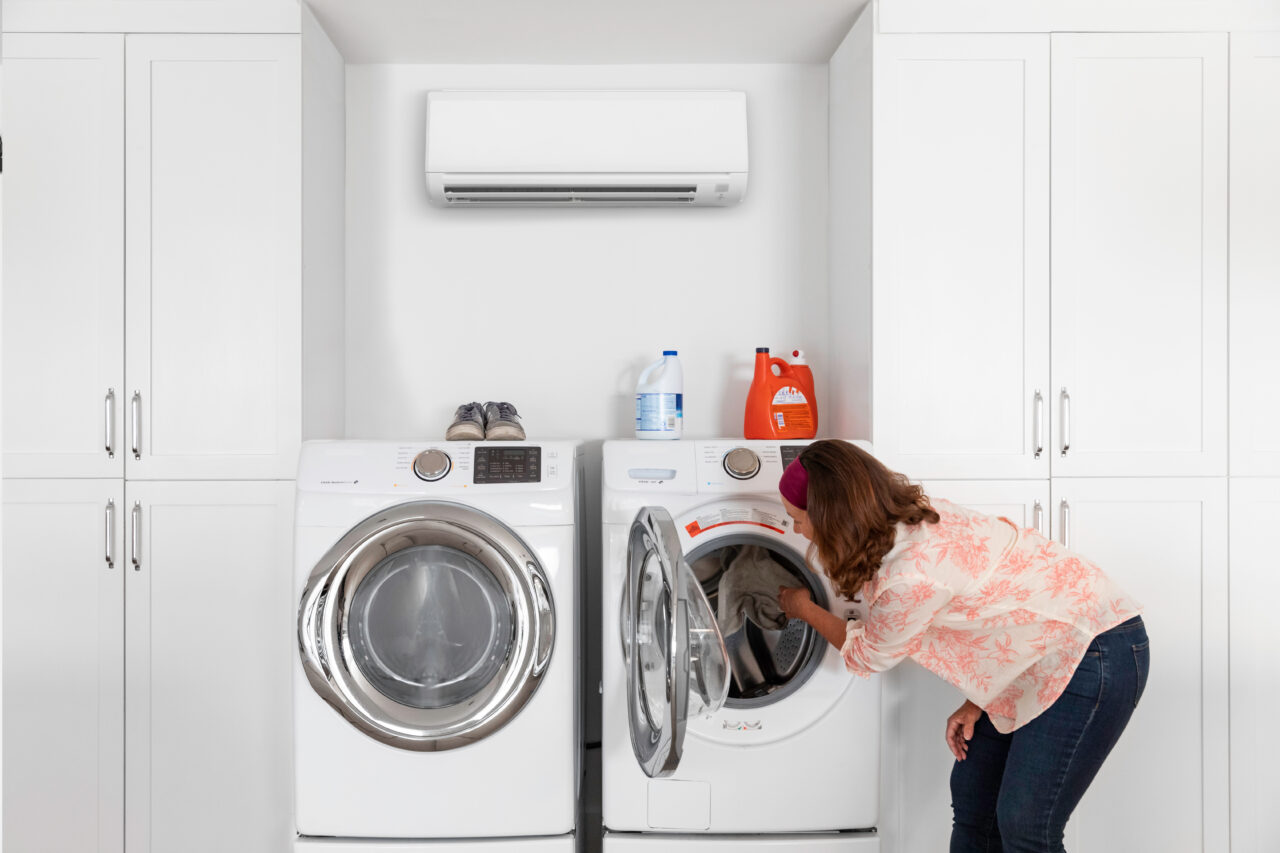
[744,347,818,439]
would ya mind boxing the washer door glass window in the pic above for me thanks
[623,506,729,779]
[298,501,555,752]
[348,545,514,710]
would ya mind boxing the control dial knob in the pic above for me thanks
[412,449,452,482]
[723,447,761,480]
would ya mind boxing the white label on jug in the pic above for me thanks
[771,386,808,405]
[636,393,683,432]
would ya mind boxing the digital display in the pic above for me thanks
[780,445,805,468]
[473,447,541,484]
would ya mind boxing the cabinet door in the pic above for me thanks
[1229,34,1280,476]
[124,35,301,480]
[124,480,293,853]
[1,34,125,478]
[2,479,125,853]
[872,35,1050,479]
[882,480,1049,853]
[1228,479,1280,852]
[1050,34,1228,477]
[1050,477,1228,851]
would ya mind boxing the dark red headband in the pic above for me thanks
[778,458,809,510]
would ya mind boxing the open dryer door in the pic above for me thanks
[623,506,730,778]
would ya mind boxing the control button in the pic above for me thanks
[723,447,761,480]
[412,449,452,482]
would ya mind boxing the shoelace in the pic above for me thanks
[457,403,483,420]
[491,402,519,421]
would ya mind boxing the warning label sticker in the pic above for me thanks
[684,506,789,537]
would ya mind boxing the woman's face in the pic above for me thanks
[781,496,813,540]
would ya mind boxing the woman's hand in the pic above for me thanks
[945,700,983,761]
[777,586,812,620]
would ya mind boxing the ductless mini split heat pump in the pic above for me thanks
[425,90,748,207]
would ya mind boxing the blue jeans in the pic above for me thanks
[950,616,1150,853]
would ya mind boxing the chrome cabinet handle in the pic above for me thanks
[104,389,116,458]
[130,501,141,571]
[530,567,555,678]
[1060,499,1070,548]
[130,391,141,460]
[1060,388,1071,457]
[1033,500,1043,536]
[1033,390,1044,459]
[105,500,116,569]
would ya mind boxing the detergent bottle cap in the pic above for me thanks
[662,350,678,356]
[756,347,770,353]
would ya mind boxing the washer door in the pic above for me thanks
[298,501,555,751]
[623,507,730,778]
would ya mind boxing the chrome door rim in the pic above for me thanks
[298,501,555,751]
[624,507,689,777]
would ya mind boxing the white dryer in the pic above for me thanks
[601,440,880,851]
[294,440,582,852]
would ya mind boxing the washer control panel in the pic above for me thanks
[722,447,761,480]
[779,444,804,468]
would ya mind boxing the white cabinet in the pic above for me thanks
[870,36,1050,480]
[2,33,302,480]
[1049,34,1228,477]
[1229,34,1280,476]
[1227,479,1280,852]
[3,479,126,853]
[1,35,125,479]
[880,480,1049,853]
[851,32,1229,481]
[125,35,301,480]
[124,481,294,853]
[1050,477,1228,852]
[2,480,294,853]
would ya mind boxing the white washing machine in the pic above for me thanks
[294,440,583,852]
[600,440,880,851]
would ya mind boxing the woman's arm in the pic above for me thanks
[778,587,848,650]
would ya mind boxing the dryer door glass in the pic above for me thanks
[624,506,729,778]
[297,500,555,752]
[347,545,514,709]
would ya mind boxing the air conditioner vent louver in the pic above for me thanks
[443,185,699,205]
[425,91,748,208]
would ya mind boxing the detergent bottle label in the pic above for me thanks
[636,393,683,432]
[771,387,808,405]
[770,386,814,434]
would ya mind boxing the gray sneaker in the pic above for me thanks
[483,401,525,441]
[446,402,486,441]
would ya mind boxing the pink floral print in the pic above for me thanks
[840,500,1141,733]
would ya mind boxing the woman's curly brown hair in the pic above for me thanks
[796,440,939,600]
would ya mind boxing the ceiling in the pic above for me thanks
[303,0,870,64]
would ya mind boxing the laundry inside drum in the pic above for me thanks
[690,536,829,709]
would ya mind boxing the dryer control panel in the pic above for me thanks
[298,440,575,494]
[473,446,541,484]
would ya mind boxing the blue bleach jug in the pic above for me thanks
[635,350,683,440]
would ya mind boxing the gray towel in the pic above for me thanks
[715,545,798,635]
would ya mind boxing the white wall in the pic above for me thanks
[344,63,831,443]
